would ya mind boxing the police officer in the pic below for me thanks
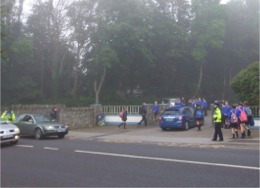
[1,107,16,122]
[212,102,223,141]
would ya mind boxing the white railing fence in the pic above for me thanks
[102,105,142,114]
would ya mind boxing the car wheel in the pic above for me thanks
[185,122,189,130]
[35,128,43,140]
[161,128,167,131]
[57,134,65,139]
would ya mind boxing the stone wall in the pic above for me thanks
[2,104,168,129]
[5,104,102,130]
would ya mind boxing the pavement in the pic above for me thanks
[68,115,260,150]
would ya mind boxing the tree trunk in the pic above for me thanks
[195,62,203,96]
[71,45,80,98]
[94,65,106,104]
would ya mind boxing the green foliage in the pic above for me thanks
[1,0,259,106]
[231,62,259,105]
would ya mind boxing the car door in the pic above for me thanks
[183,107,194,125]
[14,114,27,135]
[22,115,37,136]
[16,115,35,136]
[185,107,195,126]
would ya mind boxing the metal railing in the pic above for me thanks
[251,106,260,117]
[102,105,260,116]
[102,105,140,114]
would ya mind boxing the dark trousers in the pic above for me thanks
[139,115,147,126]
[213,122,223,141]
[203,108,207,116]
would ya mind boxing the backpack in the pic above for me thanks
[230,112,238,124]
[239,108,248,123]
[195,109,203,118]
[119,111,123,118]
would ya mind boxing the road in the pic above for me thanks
[1,134,259,187]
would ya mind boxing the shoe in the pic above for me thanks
[218,139,223,142]
[211,139,217,141]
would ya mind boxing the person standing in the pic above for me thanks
[138,102,147,126]
[118,107,128,129]
[228,104,239,138]
[152,101,159,121]
[243,101,252,137]
[181,97,186,106]
[50,107,59,121]
[212,102,224,141]
[222,101,231,129]
[202,98,208,116]
[194,104,204,131]
[1,107,16,122]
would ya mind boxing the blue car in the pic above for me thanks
[159,106,196,130]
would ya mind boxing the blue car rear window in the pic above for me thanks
[163,110,181,115]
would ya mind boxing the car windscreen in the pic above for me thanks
[0,118,9,124]
[163,109,181,115]
[34,115,52,123]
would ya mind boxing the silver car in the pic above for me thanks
[0,118,20,145]
[13,114,69,139]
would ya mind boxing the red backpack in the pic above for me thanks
[119,111,123,118]
[239,108,248,123]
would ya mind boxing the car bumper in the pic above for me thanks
[1,134,20,144]
[43,128,69,136]
[160,121,184,129]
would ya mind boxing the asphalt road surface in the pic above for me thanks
[1,136,259,187]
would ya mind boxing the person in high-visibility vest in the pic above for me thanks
[1,107,16,122]
[212,102,223,141]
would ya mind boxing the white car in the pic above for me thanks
[162,98,180,107]
[0,118,20,145]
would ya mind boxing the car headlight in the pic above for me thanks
[45,126,55,130]
[15,128,20,133]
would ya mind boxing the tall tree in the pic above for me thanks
[191,0,226,96]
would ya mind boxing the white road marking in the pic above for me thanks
[44,147,59,151]
[74,150,260,171]
[16,145,34,148]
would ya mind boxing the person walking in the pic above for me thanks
[1,107,16,122]
[118,107,128,129]
[236,102,248,138]
[138,102,147,126]
[194,104,204,131]
[153,101,159,121]
[228,104,239,138]
[212,102,224,141]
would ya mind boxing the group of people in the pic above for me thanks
[212,100,254,141]
[118,102,148,129]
